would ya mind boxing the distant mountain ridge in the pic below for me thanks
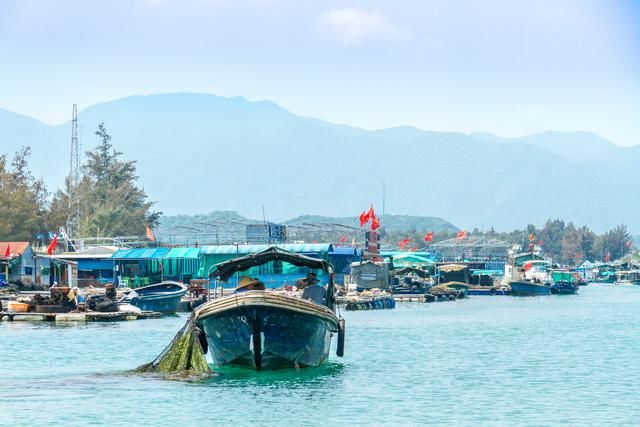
[0,92,637,232]
[157,211,457,239]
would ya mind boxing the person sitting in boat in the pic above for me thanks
[296,272,320,290]
[235,276,266,293]
[301,274,326,305]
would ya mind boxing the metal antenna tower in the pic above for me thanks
[68,104,80,239]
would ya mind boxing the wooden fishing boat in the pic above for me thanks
[195,247,344,370]
[613,270,640,286]
[550,271,579,295]
[509,280,551,296]
[122,281,188,313]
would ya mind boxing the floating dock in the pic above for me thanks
[0,311,163,322]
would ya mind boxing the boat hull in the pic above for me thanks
[509,281,551,296]
[550,282,579,294]
[126,281,188,313]
[196,292,339,370]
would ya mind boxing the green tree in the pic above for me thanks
[594,224,631,261]
[0,147,48,241]
[539,219,565,260]
[56,123,162,237]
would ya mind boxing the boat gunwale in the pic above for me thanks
[195,291,339,329]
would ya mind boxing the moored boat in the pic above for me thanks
[122,281,188,313]
[509,280,551,296]
[550,271,579,295]
[195,247,344,370]
[613,270,640,286]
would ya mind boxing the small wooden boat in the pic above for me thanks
[509,280,551,296]
[613,270,640,286]
[122,281,188,313]
[550,271,579,294]
[195,247,344,370]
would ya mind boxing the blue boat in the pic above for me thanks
[122,281,188,313]
[195,247,344,370]
[509,280,551,296]
[550,271,579,295]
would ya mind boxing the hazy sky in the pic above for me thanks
[1,0,638,145]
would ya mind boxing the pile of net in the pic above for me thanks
[133,314,213,380]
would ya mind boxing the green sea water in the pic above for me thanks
[1,284,640,426]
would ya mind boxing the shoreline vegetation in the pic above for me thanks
[0,123,633,266]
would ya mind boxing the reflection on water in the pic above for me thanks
[208,361,345,389]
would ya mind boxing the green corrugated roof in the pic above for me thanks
[199,243,332,256]
[165,248,200,259]
[111,247,171,260]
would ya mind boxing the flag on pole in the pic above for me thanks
[423,232,433,242]
[529,233,535,242]
[359,211,368,227]
[456,230,467,241]
[399,238,411,250]
[339,235,347,244]
[146,226,155,241]
[4,244,10,258]
[371,217,380,231]
[47,235,58,255]
[367,205,375,222]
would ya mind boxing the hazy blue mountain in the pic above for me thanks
[0,93,637,233]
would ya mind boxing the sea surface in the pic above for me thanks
[1,284,640,426]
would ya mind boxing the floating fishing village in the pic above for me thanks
[3,2,640,425]
[1,196,638,374]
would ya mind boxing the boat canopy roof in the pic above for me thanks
[439,264,468,272]
[551,271,577,282]
[210,247,334,281]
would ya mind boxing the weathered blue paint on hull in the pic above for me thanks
[198,305,337,370]
[127,281,188,313]
[509,281,551,296]
[550,282,579,294]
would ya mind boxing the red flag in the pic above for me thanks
[399,238,411,250]
[339,235,347,244]
[423,232,433,242]
[367,205,375,222]
[371,217,380,231]
[456,230,467,240]
[4,244,10,258]
[47,235,58,255]
[359,211,368,227]
[538,239,543,246]
[529,233,535,242]
[604,253,611,262]
[146,226,155,241]
[411,246,419,251]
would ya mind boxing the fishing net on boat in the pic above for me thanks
[133,314,212,379]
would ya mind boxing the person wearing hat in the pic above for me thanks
[296,272,319,290]
[235,276,266,293]
[300,273,326,305]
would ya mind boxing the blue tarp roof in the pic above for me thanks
[111,248,171,260]
[329,247,360,256]
[77,259,114,271]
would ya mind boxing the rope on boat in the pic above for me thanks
[133,313,212,379]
